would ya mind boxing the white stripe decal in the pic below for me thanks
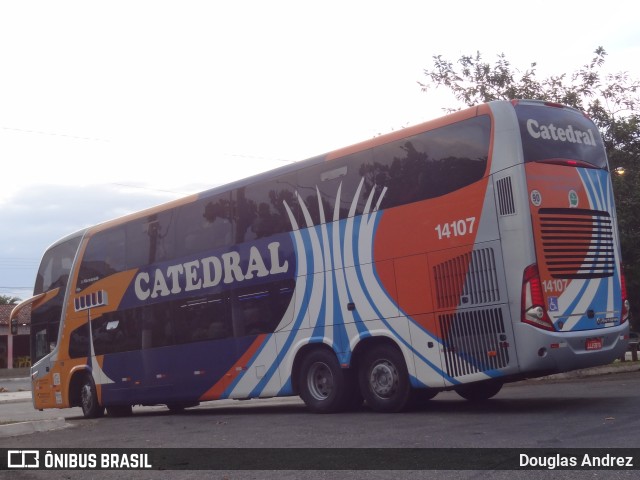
[229,178,457,397]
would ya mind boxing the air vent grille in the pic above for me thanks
[434,248,500,309]
[496,176,516,216]
[439,307,509,377]
[538,208,614,279]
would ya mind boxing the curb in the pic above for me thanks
[0,418,71,438]
[0,391,32,405]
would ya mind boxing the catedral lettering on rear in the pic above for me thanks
[134,241,288,301]
[526,119,597,146]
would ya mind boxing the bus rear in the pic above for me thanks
[502,100,629,374]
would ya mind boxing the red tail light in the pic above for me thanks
[521,264,555,331]
[621,263,630,324]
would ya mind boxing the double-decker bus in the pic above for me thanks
[12,99,629,417]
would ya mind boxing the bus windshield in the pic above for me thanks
[515,103,607,169]
[32,235,83,363]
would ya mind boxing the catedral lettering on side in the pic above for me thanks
[526,118,597,145]
[134,241,288,300]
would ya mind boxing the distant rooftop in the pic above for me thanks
[0,304,31,326]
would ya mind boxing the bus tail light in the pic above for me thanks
[621,264,630,324]
[521,264,555,331]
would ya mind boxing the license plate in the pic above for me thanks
[586,338,603,351]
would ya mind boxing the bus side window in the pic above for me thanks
[232,280,294,337]
[172,294,231,343]
[176,194,234,257]
[69,323,90,359]
[234,173,300,244]
[125,211,177,268]
[367,115,491,209]
[77,228,126,290]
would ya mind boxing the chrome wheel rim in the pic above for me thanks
[307,362,334,401]
[81,383,93,412]
[369,360,399,399]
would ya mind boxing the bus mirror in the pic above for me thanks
[10,318,18,335]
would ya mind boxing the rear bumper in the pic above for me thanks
[514,323,629,374]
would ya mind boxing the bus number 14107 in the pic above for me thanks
[434,217,476,240]
[542,279,569,293]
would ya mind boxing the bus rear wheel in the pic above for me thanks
[80,375,104,419]
[359,344,411,413]
[299,349,352,413]
[455,380,503,402]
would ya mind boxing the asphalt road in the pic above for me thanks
[2,367,640,479]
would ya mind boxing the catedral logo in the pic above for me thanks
[134,241,289,301]
[526,119,597,146]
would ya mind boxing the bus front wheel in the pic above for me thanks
[359,344,411,413]
[80,375,104,419]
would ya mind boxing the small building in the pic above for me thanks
[0,304,31,369]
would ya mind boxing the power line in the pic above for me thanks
[1,125,110,143]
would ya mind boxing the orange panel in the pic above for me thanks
[394,254,433,316]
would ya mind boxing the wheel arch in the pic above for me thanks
[68,366,94,408]
[350,334,407,374]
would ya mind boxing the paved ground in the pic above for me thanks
[1,359,639,437]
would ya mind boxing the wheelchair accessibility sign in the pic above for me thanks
[548,296,559,312]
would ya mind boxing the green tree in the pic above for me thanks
[0,295,21,305]
[420,47,640,327]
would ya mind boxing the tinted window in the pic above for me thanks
[33,235,82,362]
[35,236,82,294]
[366,115,490,209]
[291,116,490,223]
[77,228,126,290]
[175,193,234,257]
[234,173,300,242]
[296,151,373,224]
[174,293,232,344]
[515,104,607,168]
[68,323,90,359]
[92,310,143,354]
[231,280,295,336]
[125,210,177,268]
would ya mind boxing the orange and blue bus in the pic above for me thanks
[13,99,629,416]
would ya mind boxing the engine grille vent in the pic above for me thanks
[496,176,516,216]
[433,248,500,309]
[439,307,509,378]
[538,208,614,279]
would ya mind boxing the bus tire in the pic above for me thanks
[359,344,411,413]
[299,349,350,413]
[106,405,133,417]
[455,380,503,402]
[80,375,104,419]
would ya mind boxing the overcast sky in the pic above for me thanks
[1,0,639,300]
